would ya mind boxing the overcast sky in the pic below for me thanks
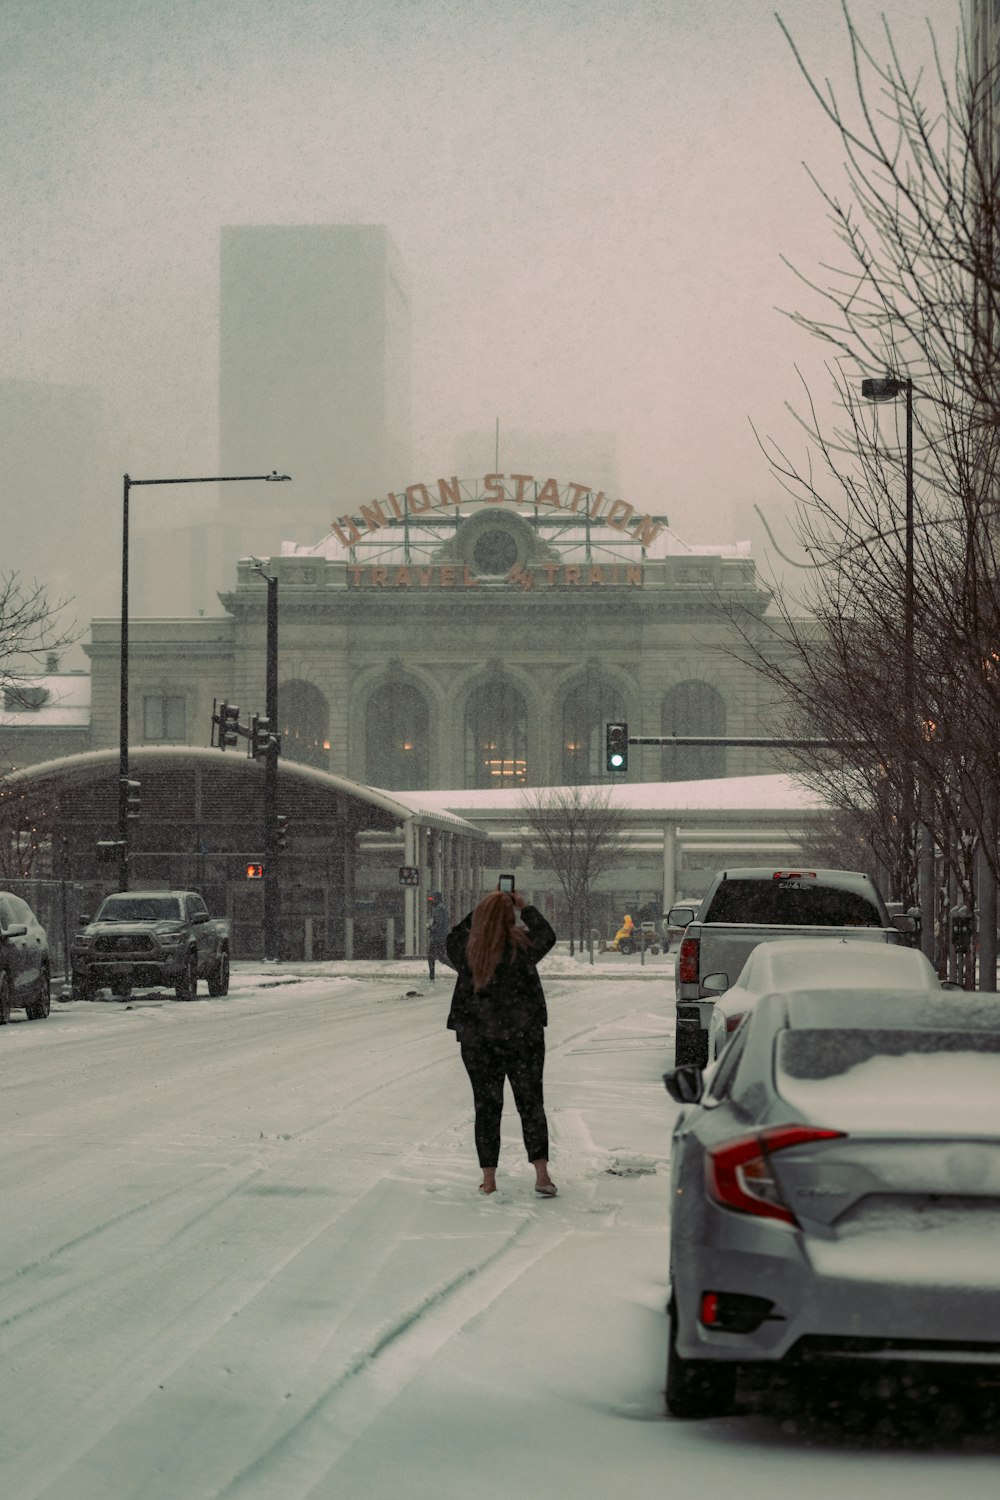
[2,0,962,603]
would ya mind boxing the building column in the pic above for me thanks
[662,825,677,913]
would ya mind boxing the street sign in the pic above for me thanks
[246,862,264,880]
[399,866,420,886]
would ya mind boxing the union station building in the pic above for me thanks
[2,475,819,961]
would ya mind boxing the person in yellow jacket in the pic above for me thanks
[612,913,634,947]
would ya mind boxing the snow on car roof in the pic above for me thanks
[735,938,940,990]
[776,1044,1000,1135]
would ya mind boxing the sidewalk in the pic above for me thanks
[231,946,676,986]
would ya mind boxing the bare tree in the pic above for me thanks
[0,573,76,873]
[718,6,1000,966]
[519,786,630,953]
[0,571,75,688]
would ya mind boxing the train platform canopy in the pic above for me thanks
[3,745,490,846]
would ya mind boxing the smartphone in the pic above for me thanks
[498,874,515,894]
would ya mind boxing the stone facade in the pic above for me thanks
[85,492,790,791]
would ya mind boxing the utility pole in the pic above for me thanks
[263,569,280,961]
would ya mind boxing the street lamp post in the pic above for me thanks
[860,377,932,955]
[118,471,290,893]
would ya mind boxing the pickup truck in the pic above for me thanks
[71,889,230,1002]
[667,866,914,1065]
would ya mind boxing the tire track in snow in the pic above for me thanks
[215,1210,573,1500]
[213,1002,667,1497]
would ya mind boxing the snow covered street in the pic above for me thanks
[1,961,998,1498]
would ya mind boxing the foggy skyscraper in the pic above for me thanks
[219,224,412,547]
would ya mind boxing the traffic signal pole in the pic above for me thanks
[262,572,281,962]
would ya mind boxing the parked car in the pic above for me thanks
[71,890,230,1001]
[0,891,51,1022]
[668,866,914,1065]
[703,937,953,1062]
[662,989,1000,1417]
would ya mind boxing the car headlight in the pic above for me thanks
[157,932,185,946]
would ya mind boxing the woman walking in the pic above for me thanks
[446,887,557,1198]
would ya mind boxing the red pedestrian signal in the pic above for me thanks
[246,862,264,880]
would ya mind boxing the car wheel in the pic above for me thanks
[0,971,11,1025]
[207,949,230,998]
[619,938,634,955]
[175,950,199,1001]
[665,1298,737,1419]
[25,965,51,1020]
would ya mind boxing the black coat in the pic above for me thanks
[445,905,556,1041]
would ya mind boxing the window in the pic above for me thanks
[705,1026,749,1102]
[661,681,726,780]
[703,879,881,927]
[143,694,186,743]
[366,682,429,789]
[465,679,528,787]
[561,675,626,783]
[278,681,330,770]
[2,685,50,711]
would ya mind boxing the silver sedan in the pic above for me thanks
[663,990,1000,1418]
[703,937,952,1062]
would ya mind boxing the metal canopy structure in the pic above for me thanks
[2,746,488,960]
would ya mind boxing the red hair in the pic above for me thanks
[466,891,531,992]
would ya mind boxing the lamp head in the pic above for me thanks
[861,376,906,401]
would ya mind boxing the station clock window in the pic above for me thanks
[472,529,519,576]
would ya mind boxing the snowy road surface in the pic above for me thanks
[1,961,998,1499]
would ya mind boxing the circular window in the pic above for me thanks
[473,529,519,575]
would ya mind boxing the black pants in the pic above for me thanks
[428,942,454,980]
[459,1029,548,1169]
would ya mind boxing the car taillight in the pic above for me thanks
[705,1124,846,1227]
[724,1012,744,1033]
[678,935,700,984]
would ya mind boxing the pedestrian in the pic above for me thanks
[426,891,454,982]
[445,886,558,1198]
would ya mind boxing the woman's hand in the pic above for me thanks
[511,890,526,911]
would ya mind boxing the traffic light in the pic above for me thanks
[250,715,269,760]
[276,813,289,850]
[951,903,973,951]
[121,777,141,819]
[606,722,629,773]
[219,701,240,750]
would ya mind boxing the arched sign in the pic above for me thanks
[329,473,666,552]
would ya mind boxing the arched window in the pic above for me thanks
[661,681,726,780]
[464,679,528,788]
[365,682,429,789]
[278,681,330,771]
[561,675,626,783]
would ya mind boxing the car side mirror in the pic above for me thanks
[78,914,92,926]
[0,924,28,941]
[890,912,917,933]
[667,906,696,927]
[192,912,209,925]
[702,972,730,994]
[663,1065,704,1105]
